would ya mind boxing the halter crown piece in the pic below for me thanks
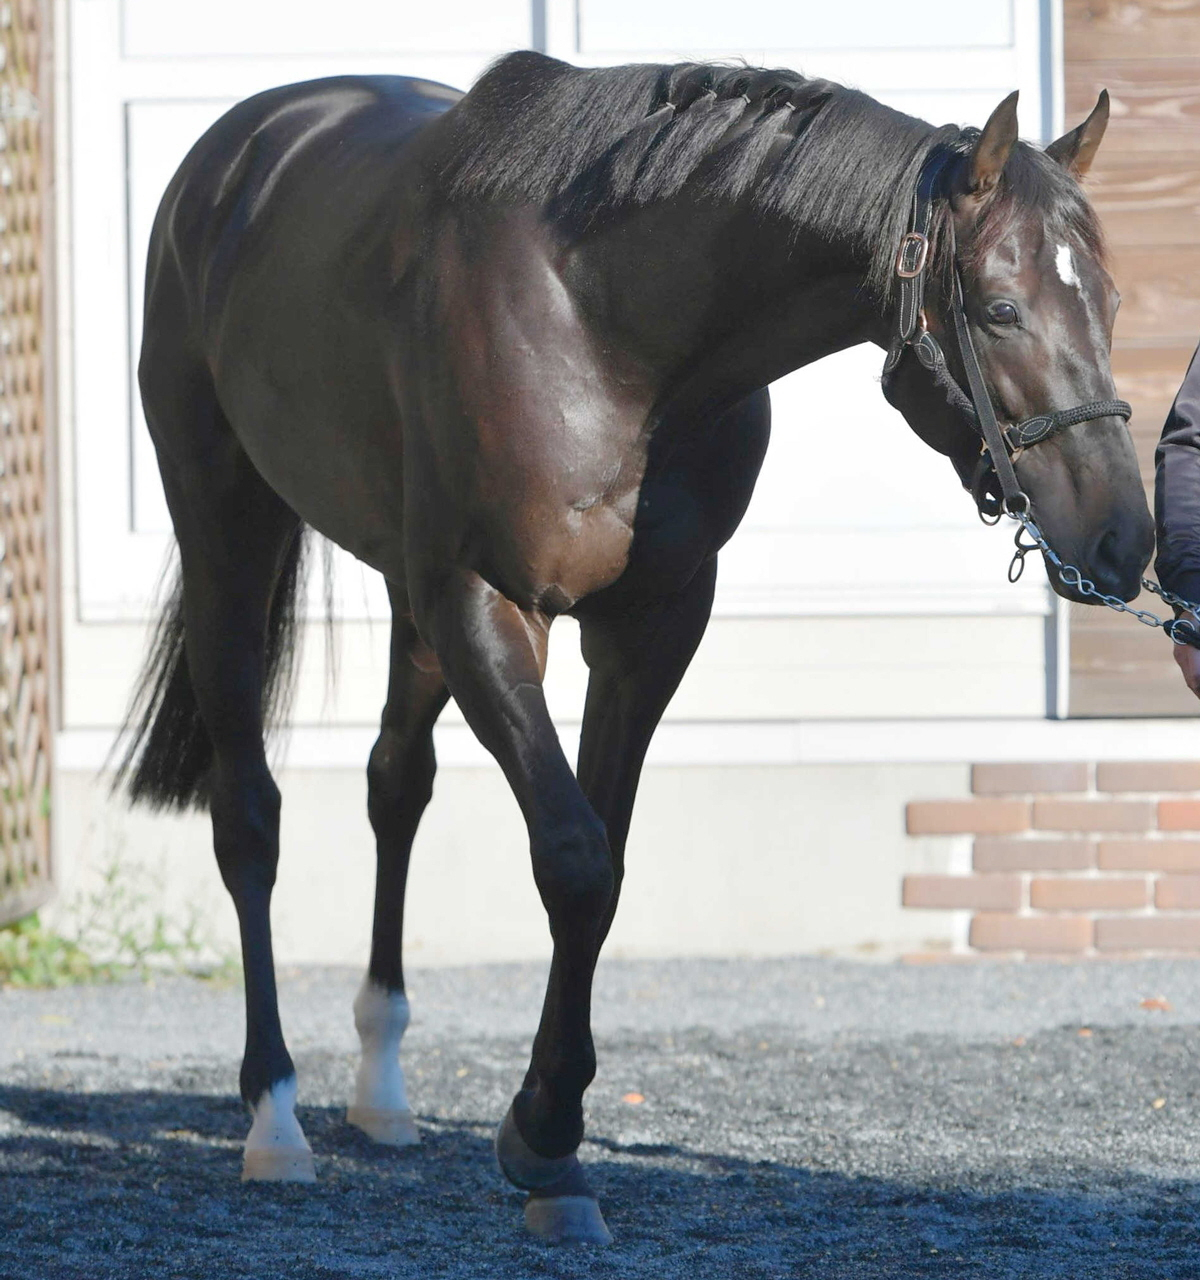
[883,145,1132,522]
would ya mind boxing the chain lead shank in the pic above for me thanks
[1006,508,1200,648]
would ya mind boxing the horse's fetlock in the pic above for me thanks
[512,1087,586,1161]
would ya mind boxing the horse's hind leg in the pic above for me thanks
[349,589,448,1145]
[145,370,313,1182]
[419,570,614,1245]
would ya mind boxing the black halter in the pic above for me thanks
[883,146,1132,521]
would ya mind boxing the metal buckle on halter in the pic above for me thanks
[895,231,929,279]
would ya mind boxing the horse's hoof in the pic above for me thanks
[241,1146,317,1182]
[524,1194,612,1245]
[242,1078,315,1181]
[347,1105,420,1147]
[496,1105,611,1244]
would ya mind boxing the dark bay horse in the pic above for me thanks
[119,52,1152,1243]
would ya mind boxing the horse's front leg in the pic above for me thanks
[575,557,718,943]
[423,569,614,1245]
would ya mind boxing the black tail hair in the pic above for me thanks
[111,528,310,812]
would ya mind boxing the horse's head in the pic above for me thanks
[883,92,1154,603]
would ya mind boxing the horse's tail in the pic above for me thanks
[111,529,310,812]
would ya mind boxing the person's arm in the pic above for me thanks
[1154,340,1200,696]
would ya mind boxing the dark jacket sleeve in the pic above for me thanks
[1155,340,1200,606]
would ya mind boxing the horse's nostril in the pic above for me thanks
[1094,527,1121,570]
[1088,524,1146,599]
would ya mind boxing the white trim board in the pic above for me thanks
[57,717,1200,773]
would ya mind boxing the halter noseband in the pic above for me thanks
[883,145,1132,521]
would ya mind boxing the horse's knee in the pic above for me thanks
[531,813,614,924]
[367,727,436,836]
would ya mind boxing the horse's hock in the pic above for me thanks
[904,763,1200,957]
[0,0,52,927]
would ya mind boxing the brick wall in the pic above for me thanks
[904,763,1200,957]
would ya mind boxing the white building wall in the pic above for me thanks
[50,0,1070,963]
[53,762,971,966]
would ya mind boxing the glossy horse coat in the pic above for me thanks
[120,54,1152,1241]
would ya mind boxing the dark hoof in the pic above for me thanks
[495,1105,612,1244]
[524,1194,612,1245]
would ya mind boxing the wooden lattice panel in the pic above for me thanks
[0,0,50,924]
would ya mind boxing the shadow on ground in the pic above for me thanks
[2,1081,1199,1280]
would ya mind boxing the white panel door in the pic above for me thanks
[69,0,1060,622]
[578,0,1014,55]
[70,0,532,621]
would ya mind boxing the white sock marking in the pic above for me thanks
[353,978,412,1113]
[245,1075,311,1153]
[1055,243,1079,288]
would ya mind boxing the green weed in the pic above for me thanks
[0,852,239,989]
[0,913,114,987]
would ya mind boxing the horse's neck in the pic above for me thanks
[565,200,881,408]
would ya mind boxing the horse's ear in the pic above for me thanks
[965,91,1020,198]
[1045,90,1109,178]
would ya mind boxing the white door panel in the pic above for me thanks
[577,0,1014,55]
[69,0,1059,623]
[121,0,532,59]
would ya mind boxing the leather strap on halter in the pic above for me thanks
[884,146,1132,520]
[884,149,952,378]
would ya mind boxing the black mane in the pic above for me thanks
[437,52,1105,306]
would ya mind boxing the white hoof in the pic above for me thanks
[351,979,417,1145]
[346,1105,420,1147]
[524,1196,613,1245]
[242,1077,315,1183]
[241,1146,317,1183]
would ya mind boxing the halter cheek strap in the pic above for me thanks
[883,145,1132,522]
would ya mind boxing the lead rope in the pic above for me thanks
[1005,508,1200,648]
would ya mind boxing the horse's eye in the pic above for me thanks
[986,301,1020,326]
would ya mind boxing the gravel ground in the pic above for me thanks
[4,957,1200,1278]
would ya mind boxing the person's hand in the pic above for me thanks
[1173,635,1200,699]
